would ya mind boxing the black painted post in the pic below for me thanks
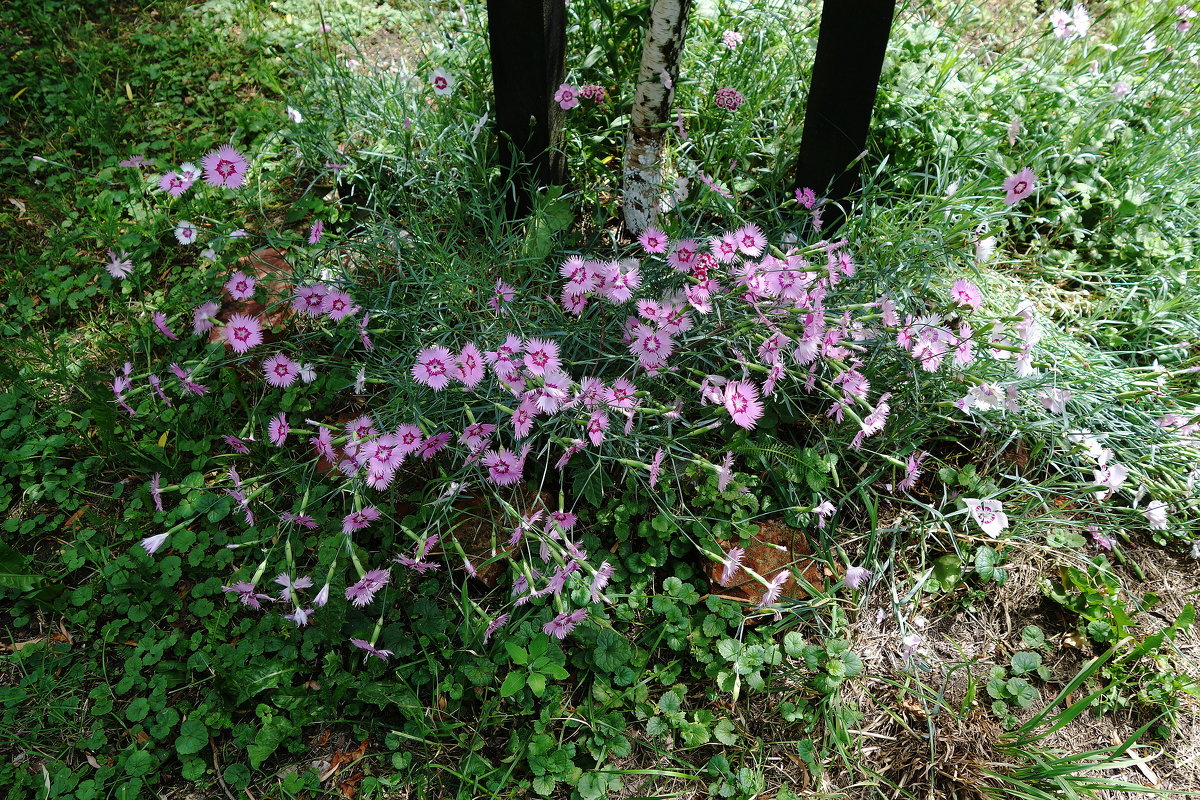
[795,0,896,228]
[486,0,568,219]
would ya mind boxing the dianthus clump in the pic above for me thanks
[714,87,746,112]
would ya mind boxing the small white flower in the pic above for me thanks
[964,498,1010,537]
[1093,463,1129,500]
[430,67,455,96]
[141,532,169,554]
[298,363,317,383]
[844,566,871,590]
[174,221,197,245]
[286,106,303,123]
[1143,499,1169,530]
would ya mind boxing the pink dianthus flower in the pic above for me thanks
[201,144,250,189]
[413,345,455,390]
[262,353,299,387]
[638,226,668,254]
[224,313,263,354]
[723,380,763,429]
[714,87,745,111]
[225,271,256,300]
[554,83,580,110]
[268,412,289,446]
[105,249,134,280]
[1003,167,1036,205]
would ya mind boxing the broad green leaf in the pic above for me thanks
[125,697,150,722]
[248,714,295,769]
[1010,651,1041,676]
[124,748,155,777]
[176,719,208,756]
[782,631,805,658]
[1006,677,1038,708]
[0,541,41,591]
[931,554,963,591]
[714,718,738,746]
[680,720,711,747]
[505,642,529,666]
[1020,625,1046,649]
[499,671,526,697]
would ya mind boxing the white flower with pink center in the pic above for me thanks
[964,498,1009,537]
[430,67,455,96]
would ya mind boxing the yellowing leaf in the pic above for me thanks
[158,431,169,448]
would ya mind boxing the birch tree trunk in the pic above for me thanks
[622,0,692,234]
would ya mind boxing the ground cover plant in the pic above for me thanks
[3,0,1200,798]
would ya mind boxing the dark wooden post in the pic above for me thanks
[486,0,568,218]
[795,0,896,228]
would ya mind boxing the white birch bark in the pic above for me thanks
[622,0,692,234]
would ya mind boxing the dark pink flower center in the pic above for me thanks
[216,159,238,179]
[1013,181,1028,194]
[434,77,447,89]
[531,352,548,367]
[233,327,250,342]
[274,363,290,377]
[426,359,446,375]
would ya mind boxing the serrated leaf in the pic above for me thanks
[932,554,963,592]
[716,639,740,660]
[1006,677,1038,707]
[680,721,711,747]
[1047,530,1087,549]
[783,631,805,658]
[1010,651,1041,676]
[125,697,150,722]
[123,748,155,777]
[714,718,738,746]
